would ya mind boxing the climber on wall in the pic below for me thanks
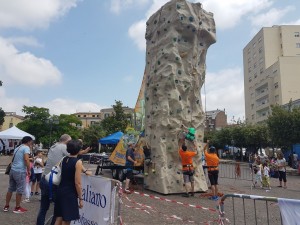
[178,138,199,197]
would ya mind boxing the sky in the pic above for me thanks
[0,0,300,123]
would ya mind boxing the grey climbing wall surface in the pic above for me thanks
[143,0,216,194]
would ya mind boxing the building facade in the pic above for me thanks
[0,112,24,131]
[205,109,227,132]
[73,107,134,129]
[243,25,300,123]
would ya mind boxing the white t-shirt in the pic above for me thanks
[33,157,43,174]
[277,158,286,172]
[264,166,270,177]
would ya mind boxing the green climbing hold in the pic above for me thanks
[176,4,181,9]
[176,56,179,61]
[189,16,194,22]
[158,61,161,65]
[178,70,182,75]
[173,37,177,42]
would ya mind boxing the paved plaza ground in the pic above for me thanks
[0,156,299,225]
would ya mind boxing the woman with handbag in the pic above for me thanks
[54,139,91,225]
[3,136,33,213]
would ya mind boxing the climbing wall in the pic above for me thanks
[143,0,216,194]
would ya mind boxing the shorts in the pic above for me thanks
[126,169,134,180]
[32,173,42,182]
[183,170,194,183]
[255,174,262,183]
[208,170,219,185]
[278,171,287,182]
[8,170,26,194]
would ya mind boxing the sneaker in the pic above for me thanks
[3,205,9,212]
[34,192,40,195]
[22,198,30,203]
[13,206,28,214]
[124,189,131,194]
[182,193,189,198]
[30,192,33,196]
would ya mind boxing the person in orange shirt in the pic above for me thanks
[204,140,220,201]
[178,141,199,197]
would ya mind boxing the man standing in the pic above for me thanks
[204,140,220,201]
[178,141,198,197]
[124,142,137,193]
[3,136,33,213]
[36,134,91,225]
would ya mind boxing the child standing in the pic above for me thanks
[23,162,33,202]
[31,150,44,196]
[262,162,271,190]
[252,157,263,189]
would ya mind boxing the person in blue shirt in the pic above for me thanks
[124,142,137,193]
[3,136,33,213]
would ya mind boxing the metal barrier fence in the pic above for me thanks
[218,193,285,225]
[219,161,254,181]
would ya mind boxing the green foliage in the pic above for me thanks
[17,106,82,148]
[0,80,2,86]
[101,100,130,134]
[0,107,5,126]
[267,105,300,150]
[81,125,106,151]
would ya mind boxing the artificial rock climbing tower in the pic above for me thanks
[143,0,216,194]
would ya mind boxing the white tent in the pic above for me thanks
[0,126,35,140]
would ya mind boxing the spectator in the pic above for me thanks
[36,135,90,225]
[204,140,220,201]
[31,150,44,196]
[178,140,198,197]
[3,136,33,213]
[252,156,263,188]
[276,152,287,189]
[124,142,137,193]
[53,140,91,225]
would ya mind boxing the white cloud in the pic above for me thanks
[250,6,295,29]
[42,98,106,115]
[203,67,245,122]
[0,89,106,116]
[0,0,78,30]
[6,36,43,48]
[110,0,149,14]
[128,0,273,51]
[202,0,273,30]
[0,37,62,86]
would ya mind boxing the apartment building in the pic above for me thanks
[243,25,300,124]
[73,107,134,129]
[205,109,227,131]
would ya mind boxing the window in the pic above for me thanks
[273,69,277,74]
[251,114,254,120]
[254,62,257,68]
[104,113,110,118]
[259,47,263,54]
[259,58,264,64]
[248,58,251,64]
[249,77,252,82]
[253,53,257,58]
[92,115,95,117]
[275,95,279,102]
[248,67,252,73]
[258,37,262,43]
[254,73,257,78]
[96,115,99,117]
[295,32,300,37]
[260,68,263,74]
[83,115,86,117]
[296,43,300,48]
[253,42,256,48]
[274,82,278,89]
[248,48,251,54]
[77,115,80,117]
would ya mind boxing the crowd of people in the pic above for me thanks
[3,134,91,225]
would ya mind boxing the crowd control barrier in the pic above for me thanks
[45,175,122,225]
[218,161,253,181]
[218,193,300,225]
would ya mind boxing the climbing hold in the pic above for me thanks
[154,20,157,24]
[157,60,161,65]
[176,56,179,61]
[179,96,181,101]
[189,16,194,22]
[178,70,182,75]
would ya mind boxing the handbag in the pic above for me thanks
[45,157,64,185]
[5,146,22,175]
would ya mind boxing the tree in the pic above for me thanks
[0,80,2,86]
[267,105,300,150]
[101,100,130,134]
[81,125,106,151]
[0,107,5,126]
[17,106,82,148]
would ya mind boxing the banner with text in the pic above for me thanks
[72,175,112,225]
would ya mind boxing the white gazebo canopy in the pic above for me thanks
[0,126,35,140]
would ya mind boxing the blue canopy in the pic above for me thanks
[99,131,123,145]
